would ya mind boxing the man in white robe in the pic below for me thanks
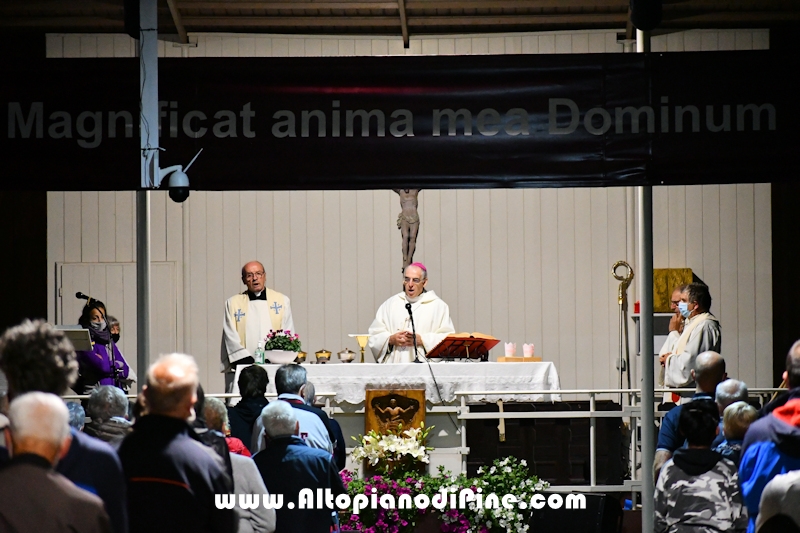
[658,284,687,403]
[221,261,294,391]
[368,263,455,364]
[660,283,721,393]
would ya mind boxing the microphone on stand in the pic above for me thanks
[405,302,422,364]
[75,292,90,300]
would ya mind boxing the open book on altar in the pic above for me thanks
[427,332,500,360]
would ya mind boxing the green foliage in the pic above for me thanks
[263,329,301,351]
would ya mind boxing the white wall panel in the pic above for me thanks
[45,29,774,392]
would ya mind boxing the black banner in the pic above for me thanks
[2,52,796,190]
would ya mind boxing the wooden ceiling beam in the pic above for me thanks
[175,0,630,9]
[398,0,409,48]
[176,2,397,9]
[179,12,628,27]
[0,17,123,28]
[180,15,400,26]
[166,0,189,43]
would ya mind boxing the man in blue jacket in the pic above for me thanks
[739,341,800,533]
[254,400,345,533]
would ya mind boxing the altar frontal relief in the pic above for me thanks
[366,389,426,435]
[2,51,799,190]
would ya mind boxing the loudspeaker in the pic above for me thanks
[124,0,139,40]
[529,493,622,533]
[630,0,662,32]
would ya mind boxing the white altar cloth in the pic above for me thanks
[231,362,561,404]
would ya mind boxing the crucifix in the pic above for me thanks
[270,302,283,315]
[394,189,421,270]
[234,309,245,322]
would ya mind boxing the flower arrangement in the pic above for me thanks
[438,457,550,533]
[340,456,550,533]
[351,423,433,477]
[262,329,301,352]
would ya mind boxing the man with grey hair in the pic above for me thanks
[716,379,749,413]
[369,262,455,363]
[0,319,128,533]
[118,353,236,533]
[85,385,133,444]
[252,364,334,456]
[253,400,345,533]
[221,260,295,391]
[0,392,112,533]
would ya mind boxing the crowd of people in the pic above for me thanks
[1,270,800,533]
[0,319,344,533]
[652,281,800,533]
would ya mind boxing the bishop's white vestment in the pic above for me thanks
[368,290,455,364]
[220,289,294,373]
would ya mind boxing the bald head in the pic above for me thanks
[241,261,267,293]
[8,392,72,465]
[143,353,199,419]
[693,351,726,393]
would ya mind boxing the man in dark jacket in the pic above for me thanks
[0,319,129,533]
[85,385,133,445]
[254,400,345,533]
[118,353,236,533]
[229,364,269,445]
[0,392,112,533]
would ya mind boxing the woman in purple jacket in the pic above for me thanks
[75,300,130,394]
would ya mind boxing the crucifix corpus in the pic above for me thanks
[394,189,421,270]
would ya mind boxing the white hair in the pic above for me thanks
[715,379,748,410]
[261,400,297,438]
[9,392,70,447]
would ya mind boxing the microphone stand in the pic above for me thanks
[405,302,422,364]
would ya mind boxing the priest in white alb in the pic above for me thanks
[659,282,721,392]
[368,262,455,363]
[221,261,294,391]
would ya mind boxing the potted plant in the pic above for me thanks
[260,329,301,364]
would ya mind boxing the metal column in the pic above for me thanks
[137,0,159,380]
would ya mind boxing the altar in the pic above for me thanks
[232,361,561,473]
[231,361,562,405]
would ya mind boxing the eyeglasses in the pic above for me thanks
[244,271,265,280]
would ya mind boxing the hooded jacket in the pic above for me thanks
[655,448,747,533]
[228,396,269,445]
[739,397,800,533]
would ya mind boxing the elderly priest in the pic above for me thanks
[368,263,455,363]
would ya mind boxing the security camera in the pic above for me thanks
[165,169,190,203]
[154,149,202,204]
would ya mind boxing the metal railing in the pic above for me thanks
[62,385,785,498]
[451,386,784,497]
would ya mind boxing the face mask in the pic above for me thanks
[677,302,691,319]
[90,320,107,331]
[111,333,120,343]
